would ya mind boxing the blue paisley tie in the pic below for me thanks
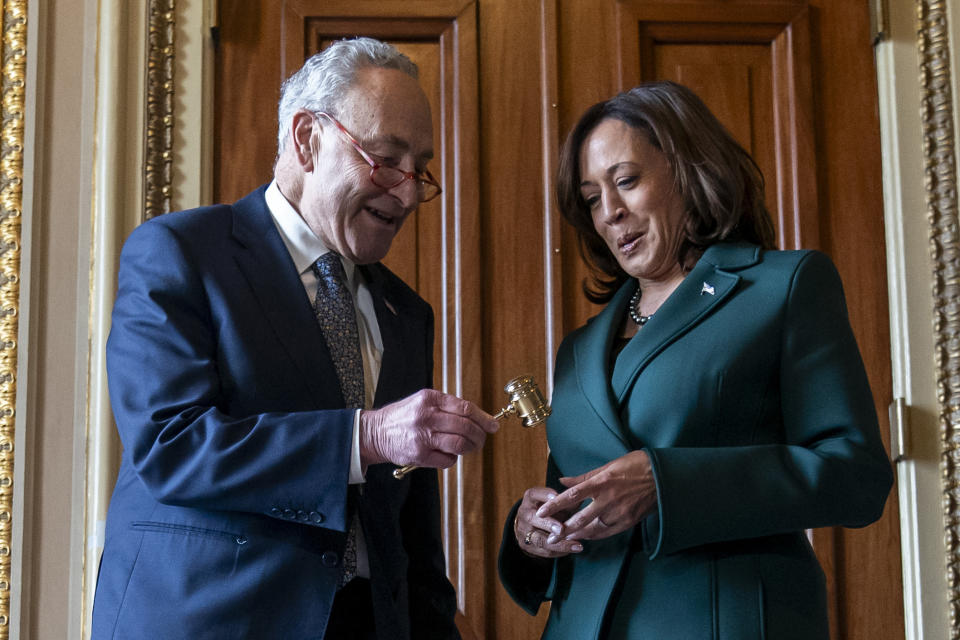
[312,253,362,588]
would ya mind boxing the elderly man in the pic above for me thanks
[91,38,495,639]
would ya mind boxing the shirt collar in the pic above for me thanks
[265,179,358,286]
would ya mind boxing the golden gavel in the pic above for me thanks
[392,375,551,479]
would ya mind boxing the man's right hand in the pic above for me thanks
[358,389,499,469]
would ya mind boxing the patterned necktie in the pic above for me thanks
[312,253,362,588]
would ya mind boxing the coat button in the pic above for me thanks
[297,510,308,521]
[321,552,339,568]
[310,511,324,524]
[283,508,295,519]
[270,507,280,516]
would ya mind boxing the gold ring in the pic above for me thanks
[524,530,533,545]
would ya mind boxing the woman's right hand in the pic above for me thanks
[514,486,584,558]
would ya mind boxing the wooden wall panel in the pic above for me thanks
[215,2,282,200]
[478,1,553,637]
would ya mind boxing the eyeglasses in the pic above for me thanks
[316,112,442,203]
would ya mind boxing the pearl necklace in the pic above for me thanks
[629,286,653,326]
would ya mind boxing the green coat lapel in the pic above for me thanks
[572,283,635,451]
[608,243,762,403]
[569,242,762,457]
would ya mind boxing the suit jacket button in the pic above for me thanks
[283,508,295,519]
[310,511,324,524]
[321,552,339,568]
[270,507,281,516]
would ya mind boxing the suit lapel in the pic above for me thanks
[610,243,760,402]
[230,186,339,403]
[361,264,410,408]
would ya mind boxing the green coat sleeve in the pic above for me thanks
[641,251,893,558]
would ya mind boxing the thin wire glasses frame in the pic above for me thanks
[316,112,442,203]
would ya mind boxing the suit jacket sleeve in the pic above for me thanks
[641,250,893,557]
[107,219,355,531]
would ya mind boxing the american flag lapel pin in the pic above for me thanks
[700,282,715,296]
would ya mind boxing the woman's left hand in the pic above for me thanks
[537,450,658,541]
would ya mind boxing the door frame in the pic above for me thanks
[878,0,958,636]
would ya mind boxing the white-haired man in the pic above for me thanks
[91,37,494,639]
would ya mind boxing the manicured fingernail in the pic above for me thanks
[547,533,559,544]
[571,543,583,552]
[551,524,562,534]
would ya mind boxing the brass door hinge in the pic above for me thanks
[888,397,909,463]
[871,0,890,45]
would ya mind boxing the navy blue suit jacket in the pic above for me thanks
[91,186,458,639]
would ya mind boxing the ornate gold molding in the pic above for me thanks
[143,0,175,220]
[918,0,960,634]
[0,0,25,636]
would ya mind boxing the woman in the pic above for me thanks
[498,81,893,639]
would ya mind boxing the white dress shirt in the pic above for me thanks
[265,179,378,577]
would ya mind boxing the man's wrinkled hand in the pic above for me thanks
[358,389,498,468]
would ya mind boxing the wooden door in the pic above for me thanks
[215,1,902,638]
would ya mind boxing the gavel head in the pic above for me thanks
[503,375,551,427]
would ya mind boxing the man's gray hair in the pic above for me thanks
[276,37,419,153]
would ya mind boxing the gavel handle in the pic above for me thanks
[392,463,417,479]
[392,404,515,479]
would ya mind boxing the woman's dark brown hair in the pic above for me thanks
[557,81,777,303]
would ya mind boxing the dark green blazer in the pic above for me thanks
[498,243,892,640]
